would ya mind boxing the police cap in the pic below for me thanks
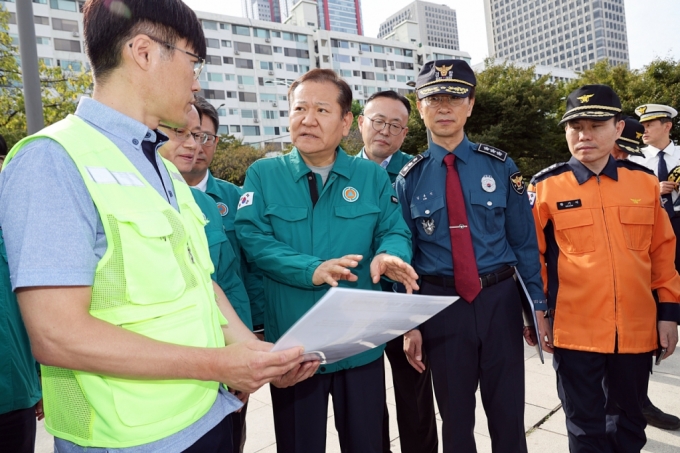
[634,104,678,123]
[615,117,644,157]
[559,84,622,125]
[416,59,476,100]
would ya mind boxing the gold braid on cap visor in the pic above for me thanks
[640,114,671,122]
[417,78,475,89]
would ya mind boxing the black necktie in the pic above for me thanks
[658,151,674,218]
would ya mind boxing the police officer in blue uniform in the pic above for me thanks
[395,60,546,453]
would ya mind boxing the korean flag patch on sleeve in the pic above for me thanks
[237,192,254,209]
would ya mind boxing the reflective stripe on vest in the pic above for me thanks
[5,115,226,448]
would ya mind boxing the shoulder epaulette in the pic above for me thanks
[476,144,507,162]
[399,154,424,177]
[617,159,655,176]
[530,162,570,185]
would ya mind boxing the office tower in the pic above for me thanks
[483,0,629,71]
[378,0,459,51]
[243,0,282,23]
[283,0,364,35]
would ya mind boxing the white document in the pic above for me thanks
[271,287,458,364]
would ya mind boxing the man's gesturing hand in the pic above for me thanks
[312,254,362,287]
[370,253,419,293]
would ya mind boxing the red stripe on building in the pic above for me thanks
[323,0,331,31]
[354,0,363,35]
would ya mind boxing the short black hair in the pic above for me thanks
[289,69,353,116]
[83,0,206,81]
[193,95,219,133]
[659,117,673,125]
[0,134,6,157]
[365,91,411,116]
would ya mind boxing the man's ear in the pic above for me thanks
[127,34,155,72]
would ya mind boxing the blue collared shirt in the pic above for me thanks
[395,135,546,302]
[0,97,239,451]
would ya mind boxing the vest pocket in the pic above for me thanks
[553,210,596,254]
[110,305,213,427]
[619,206,654,251]
[115,211,187,305]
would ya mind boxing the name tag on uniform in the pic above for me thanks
[557,199,582,210]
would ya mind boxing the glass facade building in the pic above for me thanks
[483,0,630,72]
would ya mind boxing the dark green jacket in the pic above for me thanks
[0,232,41,414]
[235,148,412,373]
[204,173,265,328]
[385,150,414,184]
[191,188,252,329]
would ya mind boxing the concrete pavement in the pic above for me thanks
[34,343,680,452]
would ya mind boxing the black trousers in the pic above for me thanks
[182,413,233,453]
[420,277,527,453]
[553,348,652,453]
[382,335,438,453]
[270,357,385,453]
[0,407,36,453]
[231,400,247,453]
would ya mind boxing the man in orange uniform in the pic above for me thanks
[529,85,680,453]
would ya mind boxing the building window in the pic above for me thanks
[207,72,223,82]
[54,38,81,52]
[232,25,250,36]
[243,126,260,136]
[223,57,234,65]
[221,40,232,47]
[255,44,272,55]
[253,28,270,39]
[239,92,257,102]
[57,59,82,71]
[52,18,79,32]
[235,58,253,69]
[235,42,251,53]
[202,20,217,30]
[200,89,225,100]
[206,38,220,49]
[237,75,255,85]
[50,0,79,12]
[34,16,50,25]
[206,55,222,65]
[230,125,241,133]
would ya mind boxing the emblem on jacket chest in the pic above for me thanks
[422,218,435,235]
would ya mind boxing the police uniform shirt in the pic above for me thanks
[629,142,680,211]
[395,135,545,303]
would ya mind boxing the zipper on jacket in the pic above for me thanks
[187,246,195,264]
[596,175,618,351]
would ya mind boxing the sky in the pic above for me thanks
[185,0,678,70]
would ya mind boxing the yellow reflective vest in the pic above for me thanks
[5,115,227,448]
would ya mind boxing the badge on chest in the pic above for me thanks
[422,218,435,235]
[481,175,496,192]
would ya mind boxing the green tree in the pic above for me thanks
[0,7,93,148]
[400,92,428,156]
[209,134,265,186]
[468,60,569,178]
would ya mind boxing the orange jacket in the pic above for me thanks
[529,156,680,353]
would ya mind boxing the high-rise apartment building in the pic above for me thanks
[2,0,469,149]
[378,0,459,51]
[283,0,364,35]
[243,0,282,23]
[483,0,629,72]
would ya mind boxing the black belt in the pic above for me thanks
[421,265,515,290]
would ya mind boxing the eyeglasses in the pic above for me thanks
[145,35,205,80]
[202,132,221,146]
[365,116,406,136]
[159,124,208,144]
[422,95,466,108]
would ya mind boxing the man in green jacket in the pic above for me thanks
[235,69,418,453]
[182,96,264,452]
[0,196,42,453]
[158,106,251,325]
[358,90,438,453]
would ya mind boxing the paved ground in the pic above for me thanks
[35,344,680,452]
